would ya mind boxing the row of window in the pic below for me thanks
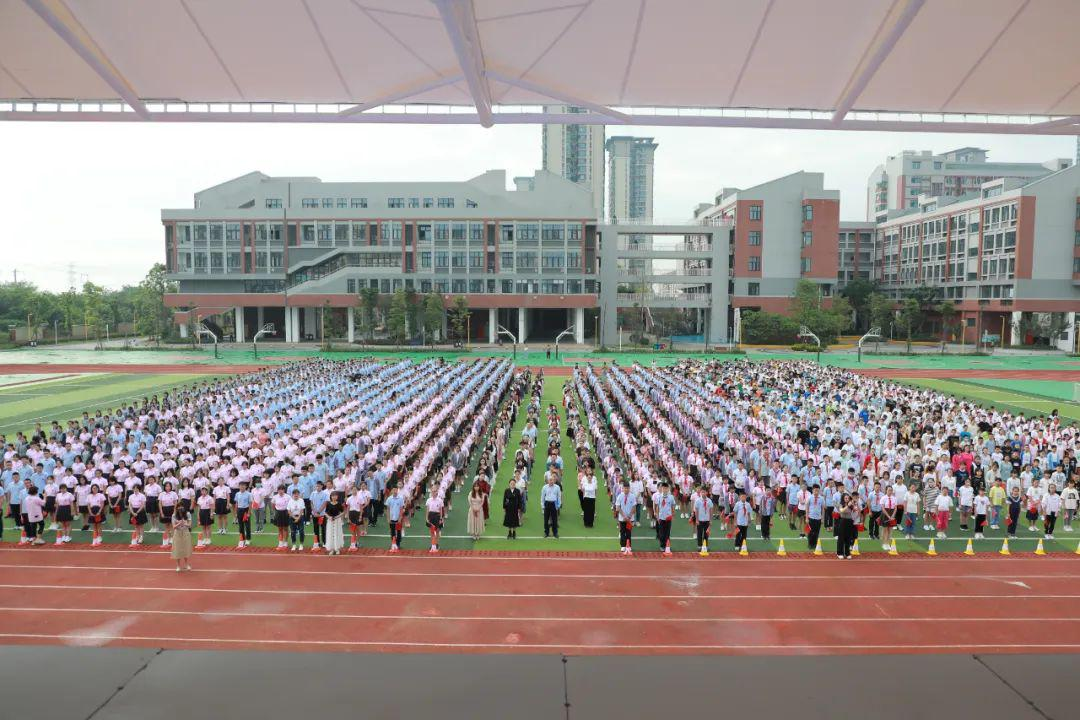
[344,278,593,295]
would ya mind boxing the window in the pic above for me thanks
[747,282,760,296]
[265,198,282,209]
[451,251,465,269]
[437,197,454,208]
[501,251,513,269]
[423,197,434,208]
[542,223,564,241]
[336,198,347,209]
[435,251,449,269]
[302,198,318,208]
[347,279,356,294]
[542,251,564,269]
[468,251,483,269]
[335,224,349,246]
[912,161,921,169]
[388,197,404,208]
[469,224,483,241]
[802,204,813,221]
[748,205,762,221]
[352,224,366,244]
[321,198,333,209]
[802,231,813,247]
[226,224,240,241]
[408,197,419,208]
[800,257,812,273]
[566,250,581,269]
[350,198,367,209]
[465,199,478,208]
[420,251,432,269]
[435,223,449,240]
[451,223,466,240]
[933,162,942,170]
[748,231,761,246]
[748,256,761,271]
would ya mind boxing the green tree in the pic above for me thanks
[936,301,957,351]
[897,297,922,353]
[81,281,111,349]
[839,277,879,331]
[358,287,379,343]
[404,288,420,340]
[868,293,894,338]
[134,263,175,343]
[421,293,444,345]
[447,296,471,343]
[789,279,851,345]
[387,289,409,346]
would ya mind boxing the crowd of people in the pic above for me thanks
[572,359,1079,557]
[3,356,1078,560]
[0,358,514,564]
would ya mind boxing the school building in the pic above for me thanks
[161,170,731,346]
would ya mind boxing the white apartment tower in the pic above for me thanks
[541,106,605,220]
[867,147,1070,220]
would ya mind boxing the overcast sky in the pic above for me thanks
[0,121,1074,291]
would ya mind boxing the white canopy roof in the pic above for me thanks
[2,0,1079,134]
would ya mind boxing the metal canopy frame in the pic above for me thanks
[5,0,1080,135]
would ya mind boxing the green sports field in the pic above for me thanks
[0,373,218,438]
[3,369,1079,554]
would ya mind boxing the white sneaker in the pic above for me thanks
[55,538,63,545]
[991,525,999,530]
[755,524,761,531]
[1046,534,1054,540]
[49,523,58,531]
[237,541,245,549]
[129,540,138,546]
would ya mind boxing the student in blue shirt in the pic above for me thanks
[233,481,252,549]
[615,481,636,554]
[540,475,562,539]
[759,486,775,540]
[806,485,825,550]
[385,484,405,552]
[654,483,675,554]
[733,490,752,550]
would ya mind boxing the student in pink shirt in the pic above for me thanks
[127,484,147,546]
[54,485,75,544]
[87,484,106,547]
[196,487,214,547]
[22,486,45,545]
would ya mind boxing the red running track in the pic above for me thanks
[0,547,1078,656]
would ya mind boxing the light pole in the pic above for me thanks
[497,325,517,360]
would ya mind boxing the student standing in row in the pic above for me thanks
[615,481,636,554]
[806,485,824,550]
[287,488,306,552]
[579,467,597,528]
[425,488,444,552]
[233,481,252,549]
[502,478,523,540]
[386,485,405,552]
[732,490,752,551]
[759,487,775,541]
[272,486,291,550]
[654,483,674,554]
[325,490,345,555]
[691,486,712,553]
[541,474,561,539]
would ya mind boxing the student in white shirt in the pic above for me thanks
[957,479,974,531]
[972,487,991,539]
[1061,480,1078,532]
[933,489,953,540]
[1041,484,1062,540]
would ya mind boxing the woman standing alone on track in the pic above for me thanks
[171,506,193,572]
[324,490,345,555]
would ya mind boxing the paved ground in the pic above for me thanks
[1,646,1072,719]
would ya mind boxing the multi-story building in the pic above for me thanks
[161,170,733,347]
[837,221,876,289]
[867,147,1070,220]
[874,163,1080,347]
[694,171,840,316]
[607,136,657,276]
[542,106,605,220]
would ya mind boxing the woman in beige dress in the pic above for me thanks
[171,506,193,572]
[466,482,486,540]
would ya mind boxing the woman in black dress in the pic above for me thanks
[503,477,524,539]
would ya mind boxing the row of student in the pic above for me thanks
[571,359,1080,554]
[3,358,518,551]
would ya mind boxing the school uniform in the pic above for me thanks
[540,482,561,538]
[692,495,713,548]
[615,491,636,551]
[806,494,825,549]
[385,494,405,547]
[655,493,674,551]
[759,493,775,540]
[733,499,752,550]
